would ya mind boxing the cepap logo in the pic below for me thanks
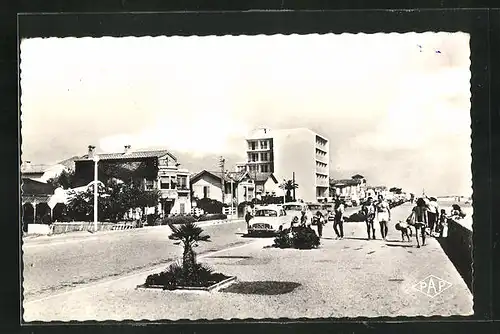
[412,275,452,298]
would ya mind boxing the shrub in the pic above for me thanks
[145,262,229,289]
[162,215,197,225]
[272,226,320,249]
[197,213,227,222]
[196,198,227,214]
[346,211,366,222]
[291,226,320,249]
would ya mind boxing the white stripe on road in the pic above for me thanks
[23,219,244,249]
[24,239,261,305]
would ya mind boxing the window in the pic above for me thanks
[160,178,170,189]
[260,152,269,162]
[203,186,210,198]
[249,153,258,162]
[249,165,258,172]
[249,141,256,150]
[260,140,268,149]
[283,204,303,211]
[170,177,176,189]
[260,164,269,173]
[177,176,187,189]
[144,179,155,190]
[180,203,185,214]
[255,209,278,217]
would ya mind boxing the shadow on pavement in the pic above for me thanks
[385,243,415,248]
[220,281,301,295]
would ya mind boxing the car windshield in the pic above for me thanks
[322,205,333,210]
[283,205,303,211]
[255,210,278,217]
[308,205,321,210]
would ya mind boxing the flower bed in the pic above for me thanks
[141,262,234,291]
[141,221,234,291]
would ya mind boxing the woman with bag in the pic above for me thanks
[407,197,428,248]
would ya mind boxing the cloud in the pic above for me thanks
[20,33,472,195]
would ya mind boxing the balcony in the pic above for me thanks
[177,186,189,193]
[160,189,178,199]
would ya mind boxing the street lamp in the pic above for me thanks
[93,155,100,232]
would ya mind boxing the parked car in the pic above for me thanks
[247,205,290,236]
[282,202,313,226]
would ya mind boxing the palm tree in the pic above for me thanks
[168,222,211,281]
[280,179,299,202]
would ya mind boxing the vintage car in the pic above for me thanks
[282,202,313,226]
[248,205,290,236]
[307,203,328,225]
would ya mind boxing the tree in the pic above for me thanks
[280,179,299,202]
[168,222,211,282]
[389,187,403,194]
[47,169,75,189]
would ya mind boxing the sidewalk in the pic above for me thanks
[22,218,244,245]
[23,220,472,321]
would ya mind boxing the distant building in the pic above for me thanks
[330,178,366,198]
[21,159,75,183]
[190,170,255,205]
[238,128,330,203]
[74,145,191,216]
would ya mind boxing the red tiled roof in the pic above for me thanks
[191,170,251,183]
[76,150,176,162]
[21,164,49,174]
[330,179,362,186]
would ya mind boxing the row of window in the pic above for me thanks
[248,152,271,162]
[316,161,328,168]
[315,135,328,147]
[248,164,271,173]
[145,176,188,190]
[248,140,270,150]
[315,148,327,156]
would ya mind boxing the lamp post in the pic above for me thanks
[93,155,100,232]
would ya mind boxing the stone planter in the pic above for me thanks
[136,276,237,292]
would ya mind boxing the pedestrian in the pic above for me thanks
[437,208,448,237]
[300,210,309,227]
[450,204,466,219]
[361,196,376,240]
[332,199,345,239]
[407,197,428,248]
[375,194,391,241]
[427,197,439,235]
[245,203,254,232]
[314,210,325,238]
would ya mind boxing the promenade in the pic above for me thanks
[23,203,473,321]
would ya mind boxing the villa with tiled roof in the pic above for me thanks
[74,145,191,216]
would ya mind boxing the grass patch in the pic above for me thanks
[221,281,301,295]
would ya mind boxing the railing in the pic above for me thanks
[50,221,143,234]
[223,207,237,215]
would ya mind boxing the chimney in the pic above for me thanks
[124,145,131,154]
[88,145,96,159]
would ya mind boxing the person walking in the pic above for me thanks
[314,210,325,238]
[407,197,428,248]
[427,197,439,235]
[245,203,254,232]
[375,194,391,241]
[361,197,376,240]
[332,199,345,239]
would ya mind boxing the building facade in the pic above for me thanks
[239,128,330,203]
[190,170,256,206]
[74,145,192,216]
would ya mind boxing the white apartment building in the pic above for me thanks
[240,128,330,203]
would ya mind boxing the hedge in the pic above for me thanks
[161,213,228,225]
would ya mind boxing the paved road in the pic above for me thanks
[23,202,473,321]
[23,220,249,302]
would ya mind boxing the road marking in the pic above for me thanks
[24,239,262,305]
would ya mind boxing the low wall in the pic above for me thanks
[27,224,52,235]
[437,218,473,292]
[51,222,117,235]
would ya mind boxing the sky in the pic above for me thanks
[20,32,472,196]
